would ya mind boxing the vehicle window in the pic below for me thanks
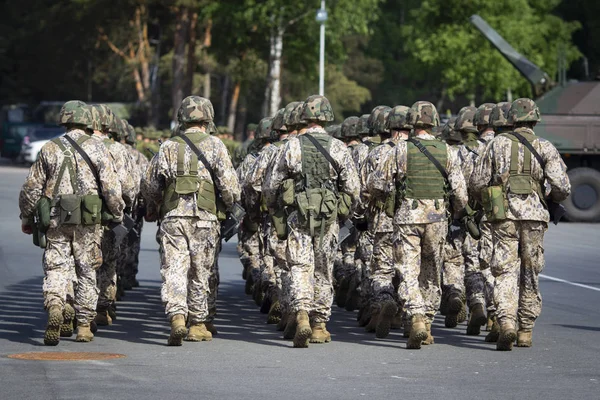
[30,128,64,141]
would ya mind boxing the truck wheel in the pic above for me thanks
[564,167,600,222]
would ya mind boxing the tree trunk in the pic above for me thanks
[172,6,190,122]
[185,12,198,96]
[203,73,211,99]
[219,74,230,127]
[227,81,241,132]
[436,84,447,113]
[235,95,247,141]
[262,26,284,117]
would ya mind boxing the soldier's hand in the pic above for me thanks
[21,223,33,235]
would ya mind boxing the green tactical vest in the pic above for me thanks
[405,139,448,200]
[294,134,338,239]
[499,131,545,202]
[160,132,220,218]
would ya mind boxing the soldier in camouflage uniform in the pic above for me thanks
[475,102,512,341]
[88,106,138,326]
[19,100,125,345]
[142,96,240,346]
[264,95,360,348]
[362,105,412,338]
[471,98,570,351]
[122,122,150,290]
[368,101,468,349]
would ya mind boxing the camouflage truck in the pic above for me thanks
[471,15,600,222]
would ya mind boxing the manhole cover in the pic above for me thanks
[8,352,126,361]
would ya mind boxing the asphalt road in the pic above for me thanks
[1,163,599,400]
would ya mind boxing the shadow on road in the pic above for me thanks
[555,324,600,332]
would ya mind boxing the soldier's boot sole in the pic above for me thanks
[267,301,282,325]
[167,326,188,346]
[496,329,517,351]
[75,325,94,342]
[44,307,63,346]
[283,314,297,340]
[444,314,458,328]
[293,325,312,348]
[516,331,532,348]
[466,304,487,336]
[376,302,398,339]
[60,304,75,338]
[406,328,428,350]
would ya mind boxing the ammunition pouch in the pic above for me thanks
[281,179,295,207]
[58,194,82,225]
[507,174,533,195]
[36,196,51,233]
[81,195,103,225]
[481,186,507,222]
[463,204,481,240]
[296,187,338,237]
[337,192,352,220]
[271,208,289,240]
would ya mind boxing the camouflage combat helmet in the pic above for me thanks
[489,102,512,128]
[288,102,307,128]
[283,102,302,128]
[109,117,121,140]
[508,98,541,124]
[386,105,412,131]
[96,104,115,131]
[177,96,215,124]
[356,114,371,138]
[367,106,391,133]
[439,117,461,144]
[255,117,274,140]
[300,95,334,123]
[373,108,392,135]
[407,101,440,128]
[88,105,103,132]
[454,108,478,133]
[271,108,287,132]
[341,116,360,139]
[59,100,91,127]
[125,123,136,145]
[326,124,342,140]
[474,103,496,128]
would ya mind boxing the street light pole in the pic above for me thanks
[316,0,327,96]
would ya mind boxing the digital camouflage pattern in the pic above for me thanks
[97,104,115,130]
[490,102,513,128]
[158,219,220,324]
[454,108,478,134]
[142,127,240,220]
[300,95,334,123]
[386,105,412,131]
[177,95,215,124]
[264,126,360,323]
[372,107,392,135]
[283,102,302,128]
[59,100,90,127]
[507,98,541,123]
[367,106,391,134]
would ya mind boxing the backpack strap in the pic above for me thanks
[51,138,78,198]
[178,133,212,181]
[64,134,103,199]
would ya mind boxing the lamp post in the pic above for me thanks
[316,1,327,96]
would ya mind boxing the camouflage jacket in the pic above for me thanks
[458,130,495,198]
[236,151,259,191]
[263,126,360,211]
[92,135,138,209]
[126,144,150,181]
[367,133,468,225]
[19,129,125,227]
[141,127,240,222]
[348,141,370,172]
[470,127,571,222]
[359,137,403,232]
[244,144,278,212]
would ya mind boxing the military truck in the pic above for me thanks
[471,15,600,222]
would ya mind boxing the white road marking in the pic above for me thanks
[540,274,600,292]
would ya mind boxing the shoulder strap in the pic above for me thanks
[407,138,448,181]
[304,133,340,175]
[464,144,479,156]
[510,131,545,170]
[478,138,487,144]
[63,135,103,198]
[179,133,214,182]
[51,138,78,197]
[386,141,396,148]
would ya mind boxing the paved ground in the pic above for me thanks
[1,163,599,400]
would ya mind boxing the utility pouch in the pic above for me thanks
[36,196,52,233]
[101,204,115,224]
[197,179,217,215]
[384,194,396,218]
[216,197,227,221]
[81,195,103,225]
[507,175,533,195]
[296,188,337,232]
[281,179,295,207]
[271,208,289,240]
[482,186,506,222]
[243,217,259,234]
[175,175,199,195]
[337,192,352,219]
[59,194,82,225]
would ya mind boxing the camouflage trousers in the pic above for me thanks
[122,218,143,284]
[491,220,547,331]
[267,220,289,308]
[286,212,339,323]
[395,222,447,323]
[97,229,122,309]
[355,229,375,304]
[238,225,262,284]
[208,240,220,322]
[478,221,496,312]
[442,225,486,307]
[259,219,278,298]
[334,228,359,283]
[369,231,398,306]
[158,217,219,324]
[43,224,103,324]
